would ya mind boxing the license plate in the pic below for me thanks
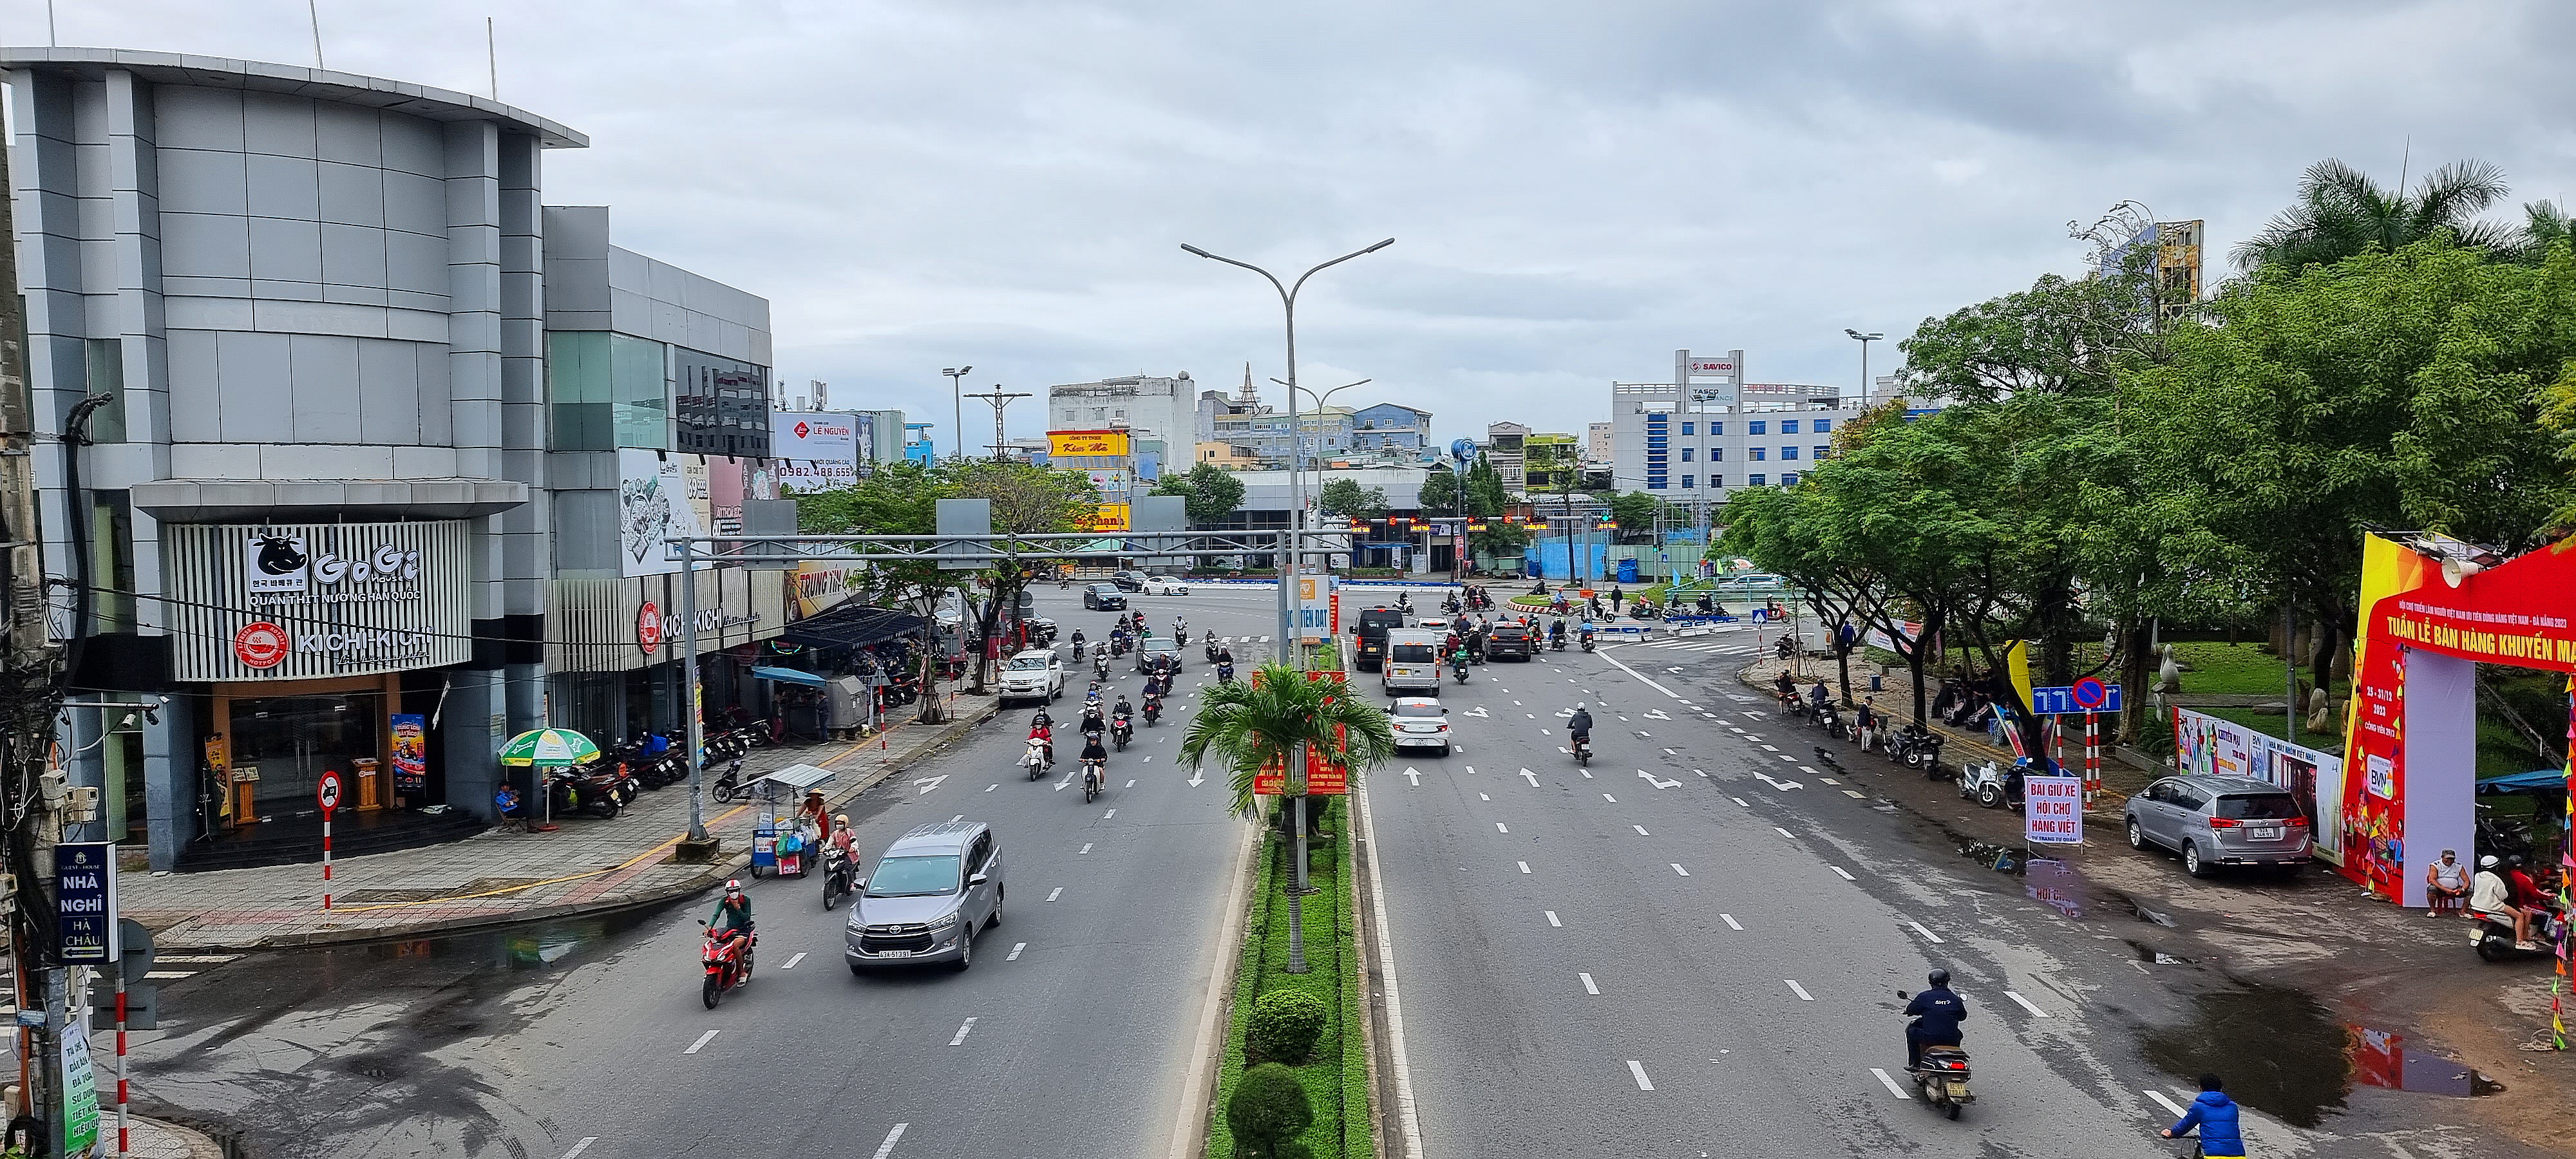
[876,949,913,959]
[2250,827,2279,840]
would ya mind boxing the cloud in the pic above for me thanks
[11,0,2573,449]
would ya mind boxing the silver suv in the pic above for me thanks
[846,821,1004,972]
[2123,774,2311,877]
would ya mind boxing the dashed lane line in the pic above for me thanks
[782,952,808,969]
[562,1138,600,1159]
[1670,863,1690,877]
[870,1124,909,1159]
[1007,942,1027,961]
[1627,1060,1656,1091]
[1830,866,1857,881]
[684,1030,720,1055]
[1908,921,1945,944]
[949,1017,978,1046]
[1785,979,1814,1001]
[1870,1068,1911,1098]
[1580,972,1600,995]
[1546,910,1562,927]
[1519,861,1532,874]
[1719,914,1743,930]
[2005,991,2050,1017]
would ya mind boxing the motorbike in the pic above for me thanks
[1112,711,1133,751]
[821,845,855,910]
[1452,657,1471,684]
[1110,635,1130,657]
[1550,632,1567,652]
[1142,695,1162,727]
[1573,733,1592,767]
[710,757,748,803]
[1206,640,1222,663]
[1580,632,1596,652]
[1023,737,1052,780]
[1809,701,1850,739]
[545,770,620,820]
[1897,990,1974,1119]
[1082,759,1105,804]
[1217,663,1236,685]
[1956,759,2022,811]
[699,922,755,1008]
[1094,654,1112,681]
[1886,724,1946,775]
[2471,902,2568,961]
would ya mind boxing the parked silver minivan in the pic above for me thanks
[1380,629,1448,696]
[846,821,1004,972]
[2123,773,2311,877]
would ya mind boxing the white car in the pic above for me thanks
[1389,697,1452,755]
[997,648,1063,704]
[1141,577,1191,595]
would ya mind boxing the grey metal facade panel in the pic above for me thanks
[0,48,590,147]
[163,519,476,682]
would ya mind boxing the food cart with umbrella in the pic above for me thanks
[744,762,838,877]
[498,727,601,833]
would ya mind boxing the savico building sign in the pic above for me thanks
[165,520,475,682]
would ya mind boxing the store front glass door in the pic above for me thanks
[229,693,381,816]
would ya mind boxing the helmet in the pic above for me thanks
[1927,968,1950,987]
[834,813,850,827]
[2482,854,2501,869]
[724,879,744,894]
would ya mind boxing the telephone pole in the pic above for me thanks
[963,386,1029,462]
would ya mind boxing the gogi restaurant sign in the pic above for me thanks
[166,521,475,682]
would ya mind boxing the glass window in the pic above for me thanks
[1781,472,1799,485]
[1394,702,1443,717]
[1748,420,1766,435]
[1390,643,1438,663]
[546,331,612,450]
[1814,445,1832,459]
[1781,420,1799,434]
[1710,447,1723,461]
[84,338,126,443]
[1748,473,1766,486]
[1680,422,1694,435]
[1709,475,1724,488]
[672,344,769,456]
[1750,448,1766,461]
[2218,795,2304,820]
[1781,446,1800,460]
[1814,418,1833,432]
[1680,448,1693,462]
[1710,422,1723,435]
[867,854,963,896]
[614,335,671,451]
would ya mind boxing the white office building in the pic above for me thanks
[1048,372,1193,464]
[1607,375,1873,518]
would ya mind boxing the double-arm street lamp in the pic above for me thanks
[1271,375,1370,529]
[943,366,973,462]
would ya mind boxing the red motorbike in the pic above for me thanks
[699,923,755,1008]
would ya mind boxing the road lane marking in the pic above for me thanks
[1820,778,1840,785]
[1627,1060,1656,1090]
[1008,942,1027,961]
[1518,861,1531,874]
[1732,797,1748,806]
[1799,766,1823,776]
[1908,921,1945,944]
[1464,766,1475,775]
[1870,1068,1911,1098]
[1046,887,1064,901]
[782,952,808,969]
[870,1124,909,1159]
[1774,827,1794,838]
[1604,793,1618,802]
[1580,972,1600,995]
[1079,843,1094,854]
[950,814,964,823]
[1406,769,1421,786]
[1844,789,1866,798]
[1830,866,1857,881]
[949,1017,978,1046]
[987,784,997,791]
[1520,769,1539,786]
[1720,914,1743,930]
[1785,979,1814,1001]
[1759,744,1779,751]
[1104,809,1116,818]
[1579,768,1593,778]
[2005,990,2049,1017]
[1546,910,1562,927]
[1126,779,1137,787]
[562,1139,600,1159]
[1633,825,1651,836]
[2145,1089,2188,1118]
[1754,771,1803,791]
[1479,793,1490,800]
[1496,822,1509,833]
[685,1030,720,1055]
[1670,863,1690,876]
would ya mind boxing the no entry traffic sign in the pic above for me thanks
[316,771,343,812]
[2030,681,2121,715]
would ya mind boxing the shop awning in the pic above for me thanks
[2479,769,2567,795]
[746,762,839,794]
[781,604,926,651]
[750,666,826,687]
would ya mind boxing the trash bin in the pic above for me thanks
[1616,558,1640,583]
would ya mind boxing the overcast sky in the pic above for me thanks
[13,1,2575,452]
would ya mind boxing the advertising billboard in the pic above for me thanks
[615,449,706,576]
[773,411,860,461]
[163,520,476,681]
[1050,429,1132,458]
[1084,504,1132,533]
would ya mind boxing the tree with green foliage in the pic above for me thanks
[946,460,1097,690]
[797,460,963,723]
[1602,491,1660,537]
[1226,1063,1314,1159]
[1316,477,1388,520]
[1461,454,1528,563]
[1417,464,1461,515]
[2231,157,2514,274]
[1151,460,1249,527]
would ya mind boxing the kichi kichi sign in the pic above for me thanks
[166,521,473,681]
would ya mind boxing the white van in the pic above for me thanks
[1381,630,1448,696]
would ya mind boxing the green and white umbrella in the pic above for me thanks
[498,728,601,767]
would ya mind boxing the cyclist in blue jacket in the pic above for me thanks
[2161,1073,2244,1156]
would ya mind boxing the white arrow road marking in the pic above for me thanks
[685,1030,720,1055]
[1186,771,1206,786]
[1754,772,1803,791]
[1404,767,1422,786]
[1464,706,1490,718]
[913,775,948,794]
[1908,921,1944,943]
[1638,770,1680,789]
[1627,1060,1656,1091]
[1055,770,1074,791]
[2005,991,2050,1017]
[1520,769,1540,786]
[1871,1068,1912,1098]
[1785,979,1814,1001]
[1642,710,1671,720]
[870,1124,908,1159]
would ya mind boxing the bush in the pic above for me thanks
[1227,1062,1314,1157]
[1246,988,1331,1064]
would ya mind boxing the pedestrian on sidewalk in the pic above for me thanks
[2160,1073,2244,1156]
[2426,849,2470,918]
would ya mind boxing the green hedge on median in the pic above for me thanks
[1207,795,1373,1159]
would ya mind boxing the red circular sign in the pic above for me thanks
[2071,676,2108,709]
[233,621,290,669]
[316,771,343,811]
[638,601,664,655]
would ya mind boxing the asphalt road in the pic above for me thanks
[130,581,1321,1159]
[1361,616,2544,1158]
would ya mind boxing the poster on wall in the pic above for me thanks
[2173,706,2347,865]
[616,449,706,577]
[390,713,428,795]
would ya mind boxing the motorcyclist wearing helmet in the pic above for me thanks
[828,814,858,862]
[708,879,755,944]
[1904,968,1967,1071]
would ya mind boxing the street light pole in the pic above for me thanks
[1277,376,1367,566]
[942,366,972,462]
[1842,330,1882,402]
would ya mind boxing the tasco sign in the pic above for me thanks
[166,521,475,682]
[1048,429,1130,458]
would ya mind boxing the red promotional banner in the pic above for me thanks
[1252,670,1353,795]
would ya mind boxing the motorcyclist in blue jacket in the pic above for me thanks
[1904,968,1967,1071]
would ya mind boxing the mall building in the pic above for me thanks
[6,48,798,870]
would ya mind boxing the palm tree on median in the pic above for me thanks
[1180,659,1396,974]
[2231,157,2514,274]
